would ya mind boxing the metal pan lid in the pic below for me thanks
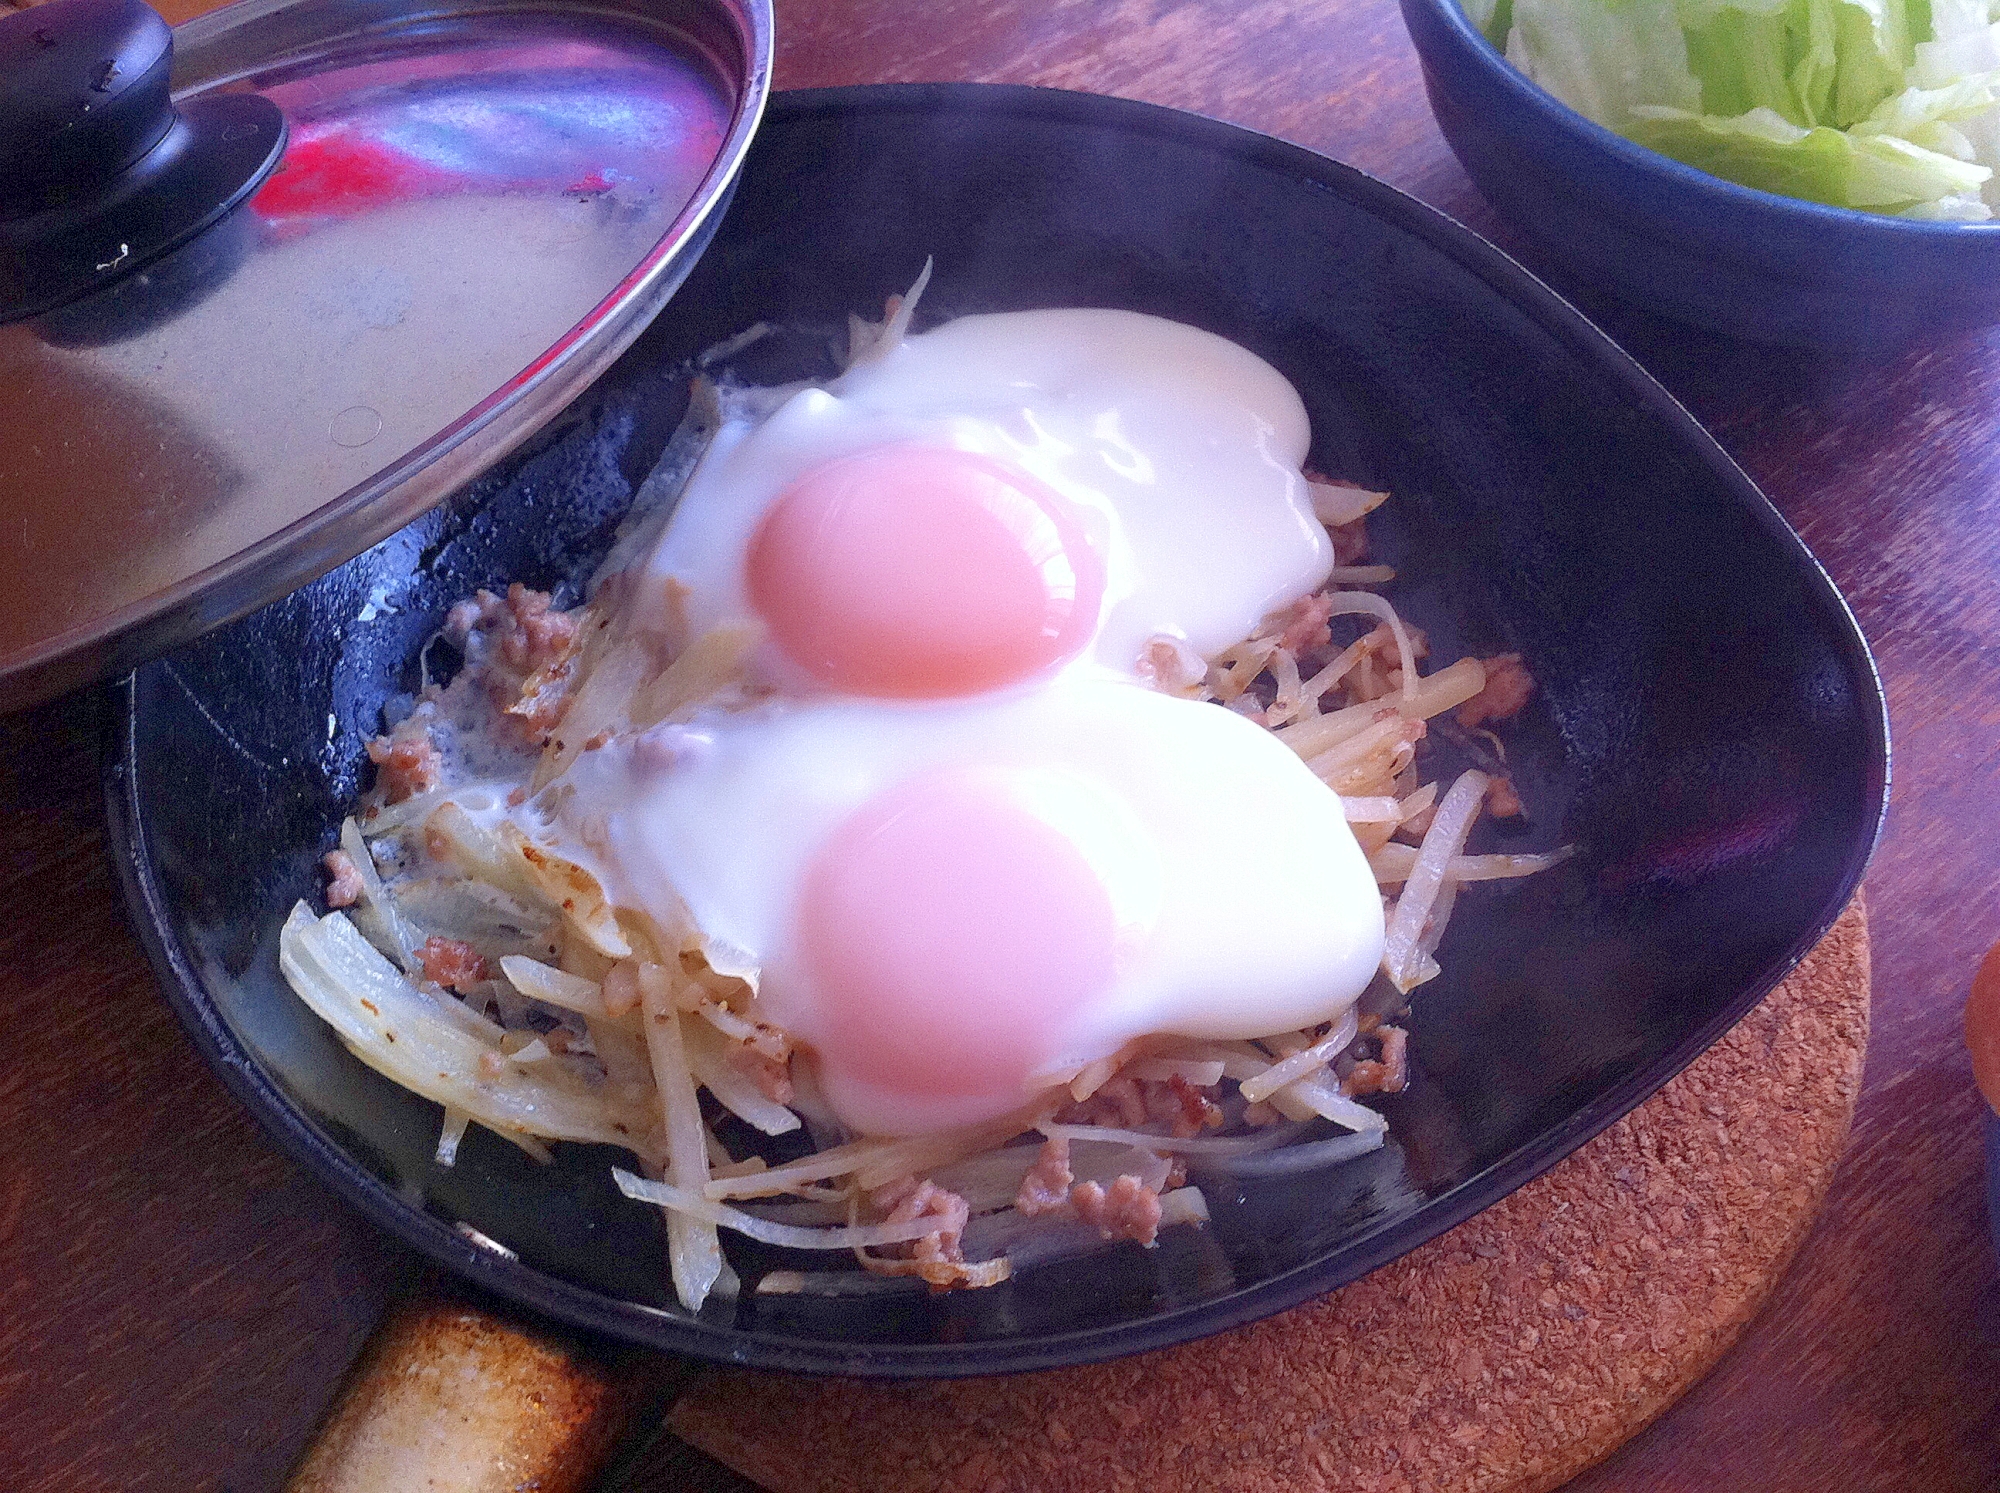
[0,0,771,709]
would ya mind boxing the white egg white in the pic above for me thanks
[547,678,1385,1136]
[524,307,1388,1137]
[644,308,1334,675]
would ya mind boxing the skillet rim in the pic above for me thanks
[104,79,1891,1379]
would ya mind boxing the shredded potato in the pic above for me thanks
[613,1169,960,1249]
[1383,770,1489,993]
[1237,1009,1358,1104]
[498,955,605,1017]
[280,286,1571,1310]
[639,964,726,1310]
[683,1018,801,1137]
[1369,844,1575,886]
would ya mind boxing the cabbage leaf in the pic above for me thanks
[1629,101,1991,208]
[1474,0,2000,213]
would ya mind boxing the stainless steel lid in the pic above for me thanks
[0,0,771,709]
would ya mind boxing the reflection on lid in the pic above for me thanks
[0,13,734,674]
[252,40,726,225]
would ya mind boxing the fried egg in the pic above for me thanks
[541,306,1386,1136]
[642,307,1334,692]
[552,679,1384,1134]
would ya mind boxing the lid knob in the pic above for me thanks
[0,0,286,322]
[0,0,173,215]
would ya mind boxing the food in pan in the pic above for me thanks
[280,273,1564,1309]
[1473,0,2000,219]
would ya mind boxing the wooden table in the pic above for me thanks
[5,0,1999,1488]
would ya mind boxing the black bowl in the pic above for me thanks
[108,83,1887,1377]
[1400,0,2000,348]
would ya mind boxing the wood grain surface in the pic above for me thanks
[2,1,1997,1490]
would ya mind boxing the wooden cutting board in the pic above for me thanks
[659,899,1869,1493]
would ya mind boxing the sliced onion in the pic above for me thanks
[1275,657,1487,760]
[1123,1057,1227,1086]
[1369,844,1575,886]
[753,1270,926,1297]
[1308,480,1389,527]
[1238,1007,1359,1104]
[511,828,634,960]
[358,783,461,834]
[421,801,553,914]
[1383,769,1488,993]
[1276,696,1391,760]
[613,1169,968,1250]
[703,1116,1028,1200]
[1036,1121,1291,1156]
[734,1196,855,1227]
[853,1254,1014,1287]
[1067,1053,1122,1102]
[692,997,785,1059]
[843,259,935,370]
[1157,1186,1211,1225]
[278,904,649,1148]
[532,630,656,792]
[507,1037,553,1065]
[410,979,510,1044]
[1306,716,1409,782]
[630,622,762,730]
[1397,780,1439,823]
[638,966,723,1311]
[1155,1038,1283,1084]
[683,1017,801,1137]
[435,1109,471,1167]
[1278,1069,1389,1133]
[1199,1127,1386,1177]
[1267,646,1305,722]
[1323,591,1419,708]
[499,955,605,1017]
[339,817,421,973]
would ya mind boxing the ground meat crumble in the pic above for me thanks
[863,1178,977,1287]
[1007,1137,1165,1245]
[1014,1137,1074,1217]
[322,850,364,909]
[1456,652,1536,729]
[365,719,442,804]
[416,935,492,993]
[445,583,583,744]
[1165,1073,1226,1138]
[1484,775,1525,820]
[1070,1175,1164,1246]
[1273,592,1336,654]
[1341,1017,1411,1098]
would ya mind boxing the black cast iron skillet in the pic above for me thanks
[108,85,1887,1396]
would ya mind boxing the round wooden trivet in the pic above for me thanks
[666,898,1870,1493]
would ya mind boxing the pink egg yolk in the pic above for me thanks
[745,444,1104,698]
[792,771,1119,1131]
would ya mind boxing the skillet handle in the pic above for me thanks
[285,1284,690,1493]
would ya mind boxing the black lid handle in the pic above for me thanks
[0,0,176,216]
[0,0,286,322]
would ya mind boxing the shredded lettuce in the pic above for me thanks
[1629,102,1990,207]
[1475,0,2000,215]
[1504,0,1702,129]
